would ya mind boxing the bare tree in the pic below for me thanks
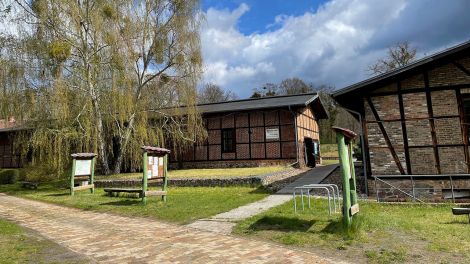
[197,83,238,104]
[5,0,205,175]
[278,77,313,95]
[250,83,278,98]
[369,41,417,75]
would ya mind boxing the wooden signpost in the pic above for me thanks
[102,146,170,204]
[70,153,96,195]
[142,146,170,205]
[333,127,359,228]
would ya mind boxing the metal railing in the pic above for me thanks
[293,184,341,214]
[373,174,470,203]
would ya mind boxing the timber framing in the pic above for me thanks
[457,87,470,173]
[366,97,405,174]
[168,93,327,168]
[397,81,411,174]
[424,71,441,174]
[332,41,470,200]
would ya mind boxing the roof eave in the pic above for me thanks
[333,39,470,98]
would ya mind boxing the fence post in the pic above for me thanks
[336,129,352,227]
[142,151,148,205]
[333,127,359,228]
[90,157,95,194]
[70,159,76,196]
[163,155,168,202]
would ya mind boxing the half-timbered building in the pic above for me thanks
[334,40,470,201]
[170,93,328,169]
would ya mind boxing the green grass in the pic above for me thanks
[0,219,37,264]
[320,143,338,158]
[234,198,470,263]
[98,166,288,180]
[321,159,339,165]
[0,218,86,263]
[0,183,270,224]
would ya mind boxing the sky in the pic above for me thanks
[200,0,470,98]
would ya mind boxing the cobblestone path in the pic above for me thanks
[0,194,335,264]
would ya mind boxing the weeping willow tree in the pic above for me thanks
[1,0,205,175]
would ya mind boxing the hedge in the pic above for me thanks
[0,169,19,184]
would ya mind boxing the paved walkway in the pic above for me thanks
[187,194,292,234]
[277,164,339,194]
[0,194,333,263]
[188,165,340,234]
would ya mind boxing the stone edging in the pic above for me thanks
[94,168,304,188]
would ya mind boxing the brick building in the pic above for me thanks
[0,119,22,168]
[0,94,327,170]
[170,93,328,169]
[334,40,470,201]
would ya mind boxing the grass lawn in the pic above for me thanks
[320,143,338,158]
[0,183,270,224]
[234,198,470,264]
[98,166,288,180]
[0,218,88,263]
[321,159,339,166]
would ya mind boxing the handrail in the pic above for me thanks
[374,176,425,203]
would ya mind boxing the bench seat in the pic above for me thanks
[19,181,39,190]
[452,207,470,223]
[104,188,143,197]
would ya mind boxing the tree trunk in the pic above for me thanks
[112,113,136,174]
[90,93,110,175]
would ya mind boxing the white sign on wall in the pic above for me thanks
[75,160,92,176]
[265,128,280,140]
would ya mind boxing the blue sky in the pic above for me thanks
[200,0,470,98]
[202,1,325,35]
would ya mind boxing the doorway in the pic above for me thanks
[304,137,316,167]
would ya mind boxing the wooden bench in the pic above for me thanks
[452,208,470,223]
[104,188,143,198]
[19,181,38,190]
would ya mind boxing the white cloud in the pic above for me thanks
[201,0,470,97]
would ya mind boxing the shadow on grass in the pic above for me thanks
[321,219,344,234]
[248,216,315,232]
[322,215,364,239]
[443,220,470,225]
[99,200,142,206]
[249,186,273,194]
[45,193,69,197]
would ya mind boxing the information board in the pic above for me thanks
[75,160,92,176]
[147,155,162,178]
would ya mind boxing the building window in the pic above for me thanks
[222,128,235,153]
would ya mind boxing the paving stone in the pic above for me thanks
[0,193,339,263]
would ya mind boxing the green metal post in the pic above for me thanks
[349,143,358,205]
[163,154,168,202]
[337,132,352,227]
[90,157,95,194]
[70,159,76,196]
[142,151,148,205]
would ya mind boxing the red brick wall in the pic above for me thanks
[363,54,470,177]
[172,108,300,167]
